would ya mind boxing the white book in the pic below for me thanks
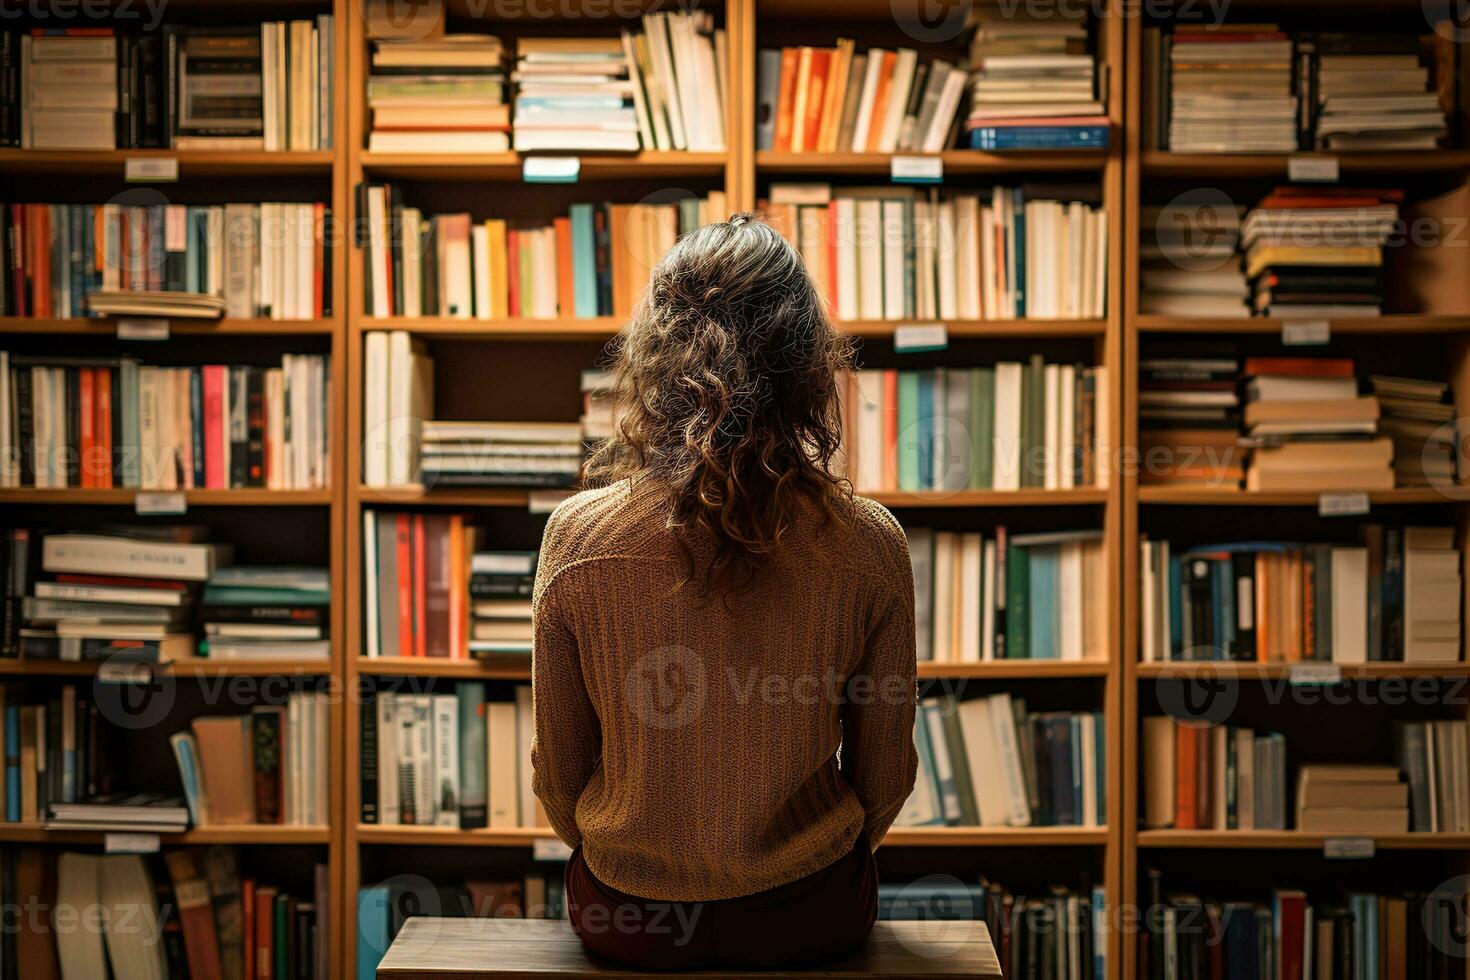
[1404,549,1462,663]
[881,199,906,320]
[855,371,886,492]
[377,696,399,823]
[959,533,983,663]
[923,703,961,822]
[403,209,423,318]
[1092,208,1109,319]
[433,695,460,828]
[1093,366,1110,488]
[1140,541,1157,663]
[1080,714,1098,827]
[987,692,1032,825]
[1331,547,1369,663]
[1059,541,1084,660]
[993,361,1023,490]
[515,686,536,827]
[644,13,687,151]
[957,698,1004,825]
[386,331,432,487]
[851,50,886,151]
[620,30,655,149]
[878,49,918,152]
[956,195,982,319]
[444,221,472,320]
[924,67,969,152]
[471,224,492,320]
[1059,363,1076,489]
[979,201,997,321]
[487,701,519,828]
[931,532,956,662]
[834,197,860,321]
[1043,363,1060,489]
[855,198,884,320]
[43,534,222,581]
[363,332,390,486]
[366,187,390,318]
[981,540,997,661]
[936,201,958,320]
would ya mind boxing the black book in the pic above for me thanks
[65,366,80,487]
[422,218,439,316]
[1230,552,1256,661]
[0,33,16,147]
[229,366,249,488]
[389,184,404,317]
[14,366,34,486]
[360,688,378,824]
[593,205,612,315]
[246,367,265,486]
[200,604,326,627]
[137,34,165,147]
[322,207,334,317]
[190,367,205,488]
[116,35,133,149]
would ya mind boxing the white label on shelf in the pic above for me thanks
[136,492,187,516]
[124,157,179,183]
[528,490,574,515]
[893,322,949,353]
[890,155,943,183]
[1281,320,1330,346]
[1318,491,1370,517]
[523,156,580,184]
[96,662,154,685]
[117,318,170,341]
[105,832,161,854]
[533,838,573,861]
[1289,663,1342,686]
[1323,837,1374,860]
[1288,155,1339,183]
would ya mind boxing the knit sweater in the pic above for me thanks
[530,478,918,902]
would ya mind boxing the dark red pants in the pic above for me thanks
[565,835,878,971]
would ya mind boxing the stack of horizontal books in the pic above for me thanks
[1295,765,1409,833]
[420,421,583,489]
[200,566,329,661]
[367,34,508,153]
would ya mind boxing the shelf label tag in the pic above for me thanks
[96,662,154,685]
[894,322,949,353]
[124,157,179,183]
[1281,320,1329,346]
[528,490,574,514]
[891,155,943,184]
[117,318,170,341]
[1289,663,1342,686]
[1318,491,1370,518]
[1288,155,1339,183]
[533,838,573,861]
[136,492,187,516]
[106,832,161,854]
[523,157,580,184]
[1323,837,1374,860]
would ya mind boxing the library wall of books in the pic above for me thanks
[2,0,1470,976]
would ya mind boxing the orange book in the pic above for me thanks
[95,368,113,487]
[824,204,839,313]
[165,850,225,980]
[396,514,413,660]
[1242,357,1355,377]
[607,204,631,316]
[448,514,465,660]
[881,369,899,490]
[30,205,51,318]
[312,202,325,318]
[1255,553,1272,662]
[553,217,574,316]
[801,49,833,153]
[413,514,427,658]
[864,51,898,152]
[78,368,94,488]
[254,886,278,979]
[773,47,800,152]
[815,41,851,152]
[1175,722,1199,829]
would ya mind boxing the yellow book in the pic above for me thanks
[485,219,509,320]
[1245,245,1381,279]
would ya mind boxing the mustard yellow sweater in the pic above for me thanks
[530,478,918,902]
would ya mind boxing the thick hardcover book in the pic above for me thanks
[251,708,284,824]
[360,689,378,824]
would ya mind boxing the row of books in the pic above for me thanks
[358,186,724,320]
[881,878,1106,979]
[0,684,120,825]
[899,694,1105,829]
[1140,870,1462,979]
[839,362,1110,493]
[361,684,537,830]
[3,22,334,151]
[0,202,334,320]
[762,183,1108,321]
[1142,717,1289,831]
[170,692,330,829]
[199,566,330,661]
[1139,528,1461,664]
[0,353,333,490]
[1143,25,1451,152]
[907,527,1107,664]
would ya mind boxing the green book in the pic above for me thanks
[276,893,290,979]
[970,367,995,489]
[897,372,922,491]
[1022,354,1045,488]
[1006,542,1030,660]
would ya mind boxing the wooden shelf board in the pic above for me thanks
[1138,487,1453,507]
[1137,661,1470,679]
[359,151,727,180]
[356,825,556,846]
[354,824,1106,847]
[0,149,335,177]
[0,488,332,506]
[867,488,1109,508]
[1142,150,1470,177]
[354,658,1105,681]
[0,823,330,844]
[755,150,1109,174]
[357,317,1106,340]
[920,661,1110,679]
[353,486,537,508]
[842,319,1107,338]
[0,317,337,335]
[1136,314,1470,335]
[1137,830,1470,850]
[0,657,332,678]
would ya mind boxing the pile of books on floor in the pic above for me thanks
[1142,717,1287,830]
[1242,187,1400,318]
[881,878,1107,977]
[900,694,1105,828]
[1370,374,1458,487]
[756,43,967,154]
[2,21,334,150]
[11,526,229,663]
[200,566,329,660]
[361,511,482,660]
[1395,718,1470,831]
[1313,35,1447,150]
[0,684,122,821]
[618,13,726,152]
[169,693,330,827]
[1138,526,1462,664]
[840,361,1110,493]
[1295,764,1409,833]
[1138,203,1248,317]
[361,683,539,829]
[1242,356,1391,492]
[0,202,333,320]
[368,34,508,153]
[470,551,538,656]
[906,527,1107,662]
[357,188,724,319]
[760,184,1108,321]
[1161,23,1297,152]
[0,352,334,489]
[1137,352,1243,487]
[965,7,1107,150]
[1140,870,1463,978]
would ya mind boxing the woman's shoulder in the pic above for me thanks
[539,479,660,570]
[841,495,912,581]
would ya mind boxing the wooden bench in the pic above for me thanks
[377,918,1002,978]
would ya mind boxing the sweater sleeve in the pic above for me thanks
[530,575,601,849]
[841,569,919,848]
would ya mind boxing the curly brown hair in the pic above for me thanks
[584,212,855,591]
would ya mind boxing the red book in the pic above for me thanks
[412,514,427,658]
[30,205,50,319]
[881,369,898,490]
[1175,722,1199,830]
[164,851,224,980]
[78,368,95,488]
[773,47,800,152]
[424,514,451,658]
[202,365,227,488]
[242,879,256,980]
[95,368,113,487]
[1242,357,1355,378]
[396,514,413,660]
[56,573,187,590]
[312,202,325,319]
[824,204,839,314]
[1274,890,1307,980]
[506,230,521,317]
[254,886,278,979]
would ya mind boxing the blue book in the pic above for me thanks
[968,125,1110,150]
[515,95,626,109]
[1043,714,1075,825]
[1069,715,1084,823]
[1167,554,1183,658]
[1093,713,1106,826]
[916,370,936,489]
[169,732,205,826]
[190,368,205,488]
[1091,885,1108,979]
[1027,544,1059,658]
[5,707,17,822]
[357,886,391,980]
[568,204,598,318]
[1012,188,1026,317]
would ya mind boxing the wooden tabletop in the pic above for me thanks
[377,918,1002,978]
